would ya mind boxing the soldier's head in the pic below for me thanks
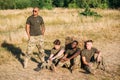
[84,40,93,50]
[71,40,78,49]
[33,7,39,17]
[53,39,61,50]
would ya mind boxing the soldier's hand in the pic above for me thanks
[60,59,65,62]
[28,35,30,41]
[64,58,69,61]
[42,32,44,36]
[88,63,92,67]
[48,58,52,61]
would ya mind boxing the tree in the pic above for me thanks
[15,0,31,9]
[52,0,64,7]
[109,0,120,8]
[0,0,15,9]
[68,0,78,8]
[63,0,71,7]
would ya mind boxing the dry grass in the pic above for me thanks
[0,8,119,44]
[0,8,120,80]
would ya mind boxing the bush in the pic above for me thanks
[0,0,15,9]
[30,0,40,8]
[52,0,64,7]
[80,4,102,17]
[42,0,53,10]
[0,0,119,9]
[68,0,78,8]
[99,3,109,9]
[76,0,88,8]
[15,0,31,9]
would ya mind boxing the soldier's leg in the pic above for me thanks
[84,63,96,74]
[71,55,80,70]
[36,35,47,69]
[49,61,56,71]
[57,60,70,68]
[80,56,85,69]
[93,54,106,71]
[24,36,36,68]
[96,56,106,71]
[36,35,45,63]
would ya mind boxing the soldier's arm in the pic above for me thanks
[60,53,68,62]
[41,24,45,35]
[25,24,30,40]
[96,51,101,62]
[52,49,65,60]
[82,56,90,66]
[68,51,80,60]
[95,48,101,62]
[49,54,54,61]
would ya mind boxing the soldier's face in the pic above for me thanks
[33,8,39,16]
[55,45,60,50]
[86,42,93,50]
[71,42,77,48]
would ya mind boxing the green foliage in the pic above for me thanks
[0,0,119,9]
[76,0,87,8]
[52,0,64,7]
[0,0,15,9]
[15,0,31,9]
[43,0,53,9]
[98,0,109,9]
[80,4,102,17]
[68,0,78,8]
[63,0,71,7]
[30,0,41,8]
[38,0,53,9]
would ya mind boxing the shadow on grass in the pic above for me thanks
[1,41,24,66]
[1,41,51,68]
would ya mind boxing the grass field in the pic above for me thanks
[0,8,120,80]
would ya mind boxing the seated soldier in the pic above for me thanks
[59,40,81,72]
[34,39,64,71]
[81,40,105,74]
[47,39,65,71]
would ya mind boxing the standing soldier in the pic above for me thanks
[24,7,45,68]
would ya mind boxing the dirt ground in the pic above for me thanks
[0,41,120,80]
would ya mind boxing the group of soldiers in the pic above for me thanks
[23,7,105,74]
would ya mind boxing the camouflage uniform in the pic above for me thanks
[81,47,105,73]
[47,47,65,70]
[58,48,81,70]
[24,15,45,68]
[26,35,45,62]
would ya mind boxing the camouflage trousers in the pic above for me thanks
[57,55,80,69]
[25,35,45,62]
[84,56,105,74]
